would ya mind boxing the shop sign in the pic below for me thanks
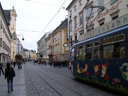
[79,13,128,41]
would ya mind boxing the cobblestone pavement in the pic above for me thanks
[24,62,122,96]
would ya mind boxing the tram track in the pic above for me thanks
[26,64,84,96]
[37,65,72,78]
[25,66,41,96]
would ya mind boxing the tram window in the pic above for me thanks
[83,45,87,59]
[103,34,126,59]
[93,41,101,59]
[87,43,92,59]
[71,48,75,60]
[77,45,84,60]
[103,34,125,45]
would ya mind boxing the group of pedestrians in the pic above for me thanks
[49,60,69,68]
[0,62,16,93]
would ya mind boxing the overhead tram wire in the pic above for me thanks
[16,29,41,33]
[26,0,61,7]
[30,0,67,46]
[29,0,111,47]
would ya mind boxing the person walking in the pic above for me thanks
[5,62,16,93]
[0,62,4,76]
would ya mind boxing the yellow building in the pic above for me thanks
[50,19,68,61]
[10,7,17,61]
[30,50,36,60]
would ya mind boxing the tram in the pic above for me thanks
[71,25,128,94]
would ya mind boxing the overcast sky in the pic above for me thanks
[0,0,72,52]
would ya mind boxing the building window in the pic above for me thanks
[112,15,118,20]
[0,21,2,29]
[79,30,84,35]
[65,32,68,40]
[79,0,82,6]
[70,10,72,17]
[75,34,77,43]
[110,10,119,20]
[98,0,104,11]
[98,18,105,26]
[0,38,2,47]
[74,5,76,12]
[69,20,72,32]
[111,0,118,4]
[86,5,93,21]
[79,12,83,25]
[74,16,77,29]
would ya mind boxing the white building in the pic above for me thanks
[0,3,11,66]
[66,0,128,45]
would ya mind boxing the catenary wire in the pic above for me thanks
[26,0,61,7]
[30,0,67,46]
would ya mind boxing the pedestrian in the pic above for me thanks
[0,62,4,76]
[5,62,16,93]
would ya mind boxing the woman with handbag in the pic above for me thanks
[5,62,16,93]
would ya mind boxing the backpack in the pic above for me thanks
[9,68,16,77]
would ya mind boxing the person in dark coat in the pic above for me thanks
[0,62,4,76]
[5,62,16,93]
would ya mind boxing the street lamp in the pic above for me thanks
[13,34,24,54]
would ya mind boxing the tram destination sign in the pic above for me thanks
[79,13,128,41]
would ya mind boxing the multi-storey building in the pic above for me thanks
[45,31,53,63]
[66,0,128,47]
[37,34,46,58]
[0,3,12,66]
[22,48,29,61]
[16,38,23,56]
[30,50,36,60]
[50,19,68,61]
[4,6,17,62]
[37,31,52,62]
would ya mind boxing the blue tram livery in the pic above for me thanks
[71,25,128,94]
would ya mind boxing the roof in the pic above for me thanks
[66,0,75,10]
[0,3,12,38]
[53,18,68,32]
[23,48,29,51]
[3,10,11,25]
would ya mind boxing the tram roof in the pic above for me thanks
[74,25,128,46]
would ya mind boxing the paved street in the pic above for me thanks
[0,62,123,96]
[0,64,26,96]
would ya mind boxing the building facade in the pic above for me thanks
[0,3,12,66]
[66,0,128,47]
[50,19,68,61]
[37,31,52,62]
[4,6,17,62]
[22,48,29,61]
[30,50,36,60]
[37,34,46,58]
